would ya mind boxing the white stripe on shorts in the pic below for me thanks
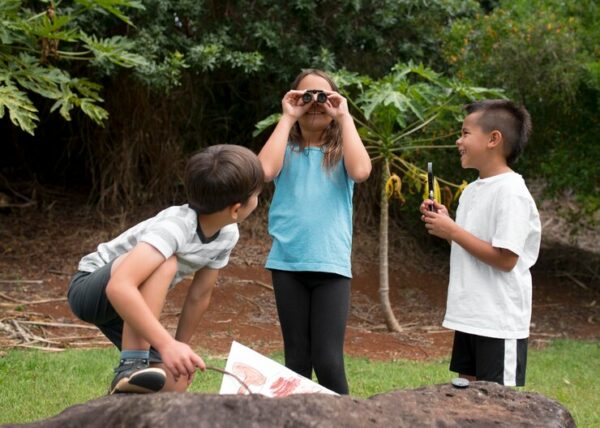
[503,339,517,386]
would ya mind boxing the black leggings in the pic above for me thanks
[271,269,350,394]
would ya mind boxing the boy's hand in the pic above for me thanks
[420,200,457,241]
[159,339,206,381]
[420,199,448,216]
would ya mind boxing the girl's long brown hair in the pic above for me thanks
[288,69,343,170]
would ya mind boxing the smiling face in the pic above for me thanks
[295,73,334,132]
[456,111,492,171]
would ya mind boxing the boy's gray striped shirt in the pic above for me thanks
[78,205,239,287]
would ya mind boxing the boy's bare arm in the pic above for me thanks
[449,226,518,272]
[420,202,518,272]
[106,243,179,350]
[175,268,219,344]
[106,242,204,377]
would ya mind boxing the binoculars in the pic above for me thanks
[302,90,328,104]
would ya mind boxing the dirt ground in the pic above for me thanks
[1,198,599,362]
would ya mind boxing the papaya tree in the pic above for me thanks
[334,63,502,331]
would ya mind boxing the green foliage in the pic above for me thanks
[117,0,480,94]
[441,0,600,197]
[0,0,147,134]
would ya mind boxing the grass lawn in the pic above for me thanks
[0,340,598,426]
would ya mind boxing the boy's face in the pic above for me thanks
[456,112,491,171]
[235,192,259,223]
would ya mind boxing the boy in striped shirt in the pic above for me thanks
[68,145,263,394]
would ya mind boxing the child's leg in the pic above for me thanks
[309,272,350,394]
[450,332,528,386]
[449,331,477,380]
[272,270,312,379]
[112,254,176,351]
[68,259,169,393]
[474,336,528,386]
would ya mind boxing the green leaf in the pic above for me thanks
[28,15,78,42]
[80,98,108,124]
[74,0,145,26]
[253,113,282,137]
[80,33,148,68]
[0,83,39,135]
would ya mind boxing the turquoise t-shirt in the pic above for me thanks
[265,144,354,278]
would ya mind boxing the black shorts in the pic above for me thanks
[449,331,528,386]
[67,260,162,363]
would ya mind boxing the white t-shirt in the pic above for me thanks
[443,172,541,339]
[78,205,239,288]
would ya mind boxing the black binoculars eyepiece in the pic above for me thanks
[302,90,327,104]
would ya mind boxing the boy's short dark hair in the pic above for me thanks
[185,145,264,214]
[465,99,532,165]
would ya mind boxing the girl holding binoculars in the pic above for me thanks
[258,69,371,394]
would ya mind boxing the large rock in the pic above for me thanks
[5,382,575,428]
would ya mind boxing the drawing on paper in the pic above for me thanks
[219,341,338,397]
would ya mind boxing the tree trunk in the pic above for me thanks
[378,160,402,332]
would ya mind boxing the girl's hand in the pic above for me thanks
[322,91,351,121]
[282,90,312,119]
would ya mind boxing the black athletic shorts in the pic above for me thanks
[449,331,528,386]
[67,260,162,363]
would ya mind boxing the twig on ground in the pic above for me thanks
[48,270,72,276]
[0,279,43,285]
[14,344,64,352]
[18,320,96,329]
[0,292,67,305]
[68,340,112,347]
[564,273,589,290]
[47,334,104,341]
[236,294,264,317]
[556,272,590,290]
[350,311,377,325]
[10,320,33,343]
[234,279,273,291]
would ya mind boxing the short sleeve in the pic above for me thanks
[140,216,191,259]
[491,193,535,257]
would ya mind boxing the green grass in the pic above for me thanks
[1,340,598,426]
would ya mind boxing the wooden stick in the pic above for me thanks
[68,341,112,347]
[13,344,64,352]
[0,292,21,303]
[564,273,589,290]
[0,279,43,284]
[234,279,273,291]
[11,320,33,343]
[46,334,105,341]
[0,293,67,305]
[205,366,253,395]
[18,321,97,329]
[48,270,72,276]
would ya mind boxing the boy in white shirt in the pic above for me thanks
[420,99,541,386]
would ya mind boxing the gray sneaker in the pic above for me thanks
[109,358,166,394]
